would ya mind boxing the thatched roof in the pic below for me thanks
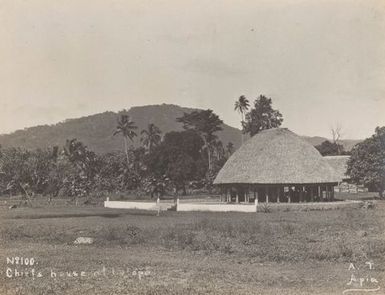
[323,155,350,181]
[214,128,341,185]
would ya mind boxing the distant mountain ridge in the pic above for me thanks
[0,104,241,154]
[0,104,362,153]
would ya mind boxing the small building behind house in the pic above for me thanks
[323,155,367,193]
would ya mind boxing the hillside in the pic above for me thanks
[0,104,242,154]
[0,104,361,153]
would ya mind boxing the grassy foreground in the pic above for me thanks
[0,198,384,294]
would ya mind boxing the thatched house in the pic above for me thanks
[214,128,341,203]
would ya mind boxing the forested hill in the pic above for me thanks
[0,104,242,154]
[0,104,361,153]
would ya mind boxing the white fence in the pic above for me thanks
[176,199,258,212]
[104,198,258,213]
[104,198,160,210]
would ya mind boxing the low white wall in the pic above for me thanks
[265,200,363,211]
[177,202,257,212]
[104,200,159,210]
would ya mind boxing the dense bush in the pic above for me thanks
[0,141,144,199]
[0,131,228,199]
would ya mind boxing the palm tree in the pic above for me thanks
[63,139,87,167]
[141,123,162,153]
[211,139,225,162]
[234,95,250,144]
[113,113,138,165]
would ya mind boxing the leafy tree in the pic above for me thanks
[243,95,283,136]
[209,140,228,185]
[226,142,234,157]
[113,113,137,165]
[63,139,98,178]
[0,147,33,197]
[25,148,58,195]
[59,139,98,200]
[347,126,385,198]
[176,109,223,171]
[145,131,206,195]
[160,130,205,161]
[315,140,345,156]
[141,123,162,153]
[128,146,147,179]
[234,95,250,143]
[95,151,141,194]
[0,147,58,201]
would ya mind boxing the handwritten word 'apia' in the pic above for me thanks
[347,274,379,286]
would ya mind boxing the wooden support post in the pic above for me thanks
[222,187,225,202]
[288,187,291,203]
[299,187,303,203]
[277,186,280,203]
[310,186,314,203]
[322,186,326,202]
[266,187,269,203]
[318,186,321,201]
[331,185,335,201]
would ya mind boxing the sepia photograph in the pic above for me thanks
[0,0,384,294]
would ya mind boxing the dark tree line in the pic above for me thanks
[0,109,231,200]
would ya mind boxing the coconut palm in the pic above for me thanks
[234,95,250,144]
[113,113,138,165]
[141,123,162,153]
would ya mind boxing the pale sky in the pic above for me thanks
[0,0,384,139]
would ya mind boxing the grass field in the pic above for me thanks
[0,194,384,294]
